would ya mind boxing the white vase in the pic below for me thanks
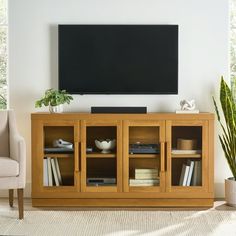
[49,104,63,113]
[225,177,236,207]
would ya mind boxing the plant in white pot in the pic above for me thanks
[213,77,236,206]
[35,89,73,113]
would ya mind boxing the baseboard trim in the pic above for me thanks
[32,198,214,208]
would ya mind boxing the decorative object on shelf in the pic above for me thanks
[129,143,160,154]
[53,139,73,149]
[44,147,74,154]
[176,99,199,113]
[87,178,116,186]
[213,76,236,207]
[180,99,196,110]
[177,138,197,150]
[35,89,73,113]
[86,147,93,153]
[95,139,116,154]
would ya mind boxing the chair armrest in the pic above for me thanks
[10,132,26,188]
[10,132,26,166]
[8,110,26,187]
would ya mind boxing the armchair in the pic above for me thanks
[0,110,26,219]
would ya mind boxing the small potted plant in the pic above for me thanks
[35,89,73,113]
[213,76,236,206]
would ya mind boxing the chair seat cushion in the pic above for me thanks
[0,156,19,177]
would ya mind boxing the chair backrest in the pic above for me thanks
[0,110,9,157]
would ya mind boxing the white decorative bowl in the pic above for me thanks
[95,139,116,154]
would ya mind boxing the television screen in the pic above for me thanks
[59,25,178,94]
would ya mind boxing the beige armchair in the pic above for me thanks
[0,110,26,219]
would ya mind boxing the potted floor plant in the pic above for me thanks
[213,76,236,206]
[35,89,73,113]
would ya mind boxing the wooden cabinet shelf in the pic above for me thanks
[44,153,74,158]
[31,112,214,207]
[129,154,160,158]
[86,153,116,158]
[171,154,201,158]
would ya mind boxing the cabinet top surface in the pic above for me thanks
[31,112,214,120]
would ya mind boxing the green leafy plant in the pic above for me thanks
[35,89,73,108]
[0,94,6,109]
[213,76,236,179]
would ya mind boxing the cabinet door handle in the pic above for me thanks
[160,142,165,172]
[74,141,79,172]
[79,141,84,172]
[166,141,171,172]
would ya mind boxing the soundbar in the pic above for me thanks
[91,107,147,114]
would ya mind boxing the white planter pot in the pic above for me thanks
[225,177,236,207]
[49,104,63,113]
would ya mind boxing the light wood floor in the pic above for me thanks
[0,198,234,211]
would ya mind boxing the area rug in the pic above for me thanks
[0,210,236,236]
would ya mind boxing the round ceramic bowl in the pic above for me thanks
[95,139,116,154]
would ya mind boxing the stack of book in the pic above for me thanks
[129,168,159,186]
[43,157,62,186]
[179,160,201,186]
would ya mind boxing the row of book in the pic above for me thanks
[43,157,62,186]
[129,168,159,186]
[179,160,201,186]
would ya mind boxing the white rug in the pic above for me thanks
[0,210,236,236]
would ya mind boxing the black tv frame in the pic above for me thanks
[58,24,179,95]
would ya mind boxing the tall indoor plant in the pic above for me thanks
[35,89,73,113]
[213,76,236,206]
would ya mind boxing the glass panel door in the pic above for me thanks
[124,121,165,193]
[166,120,208,192]
[42,121,79,192]
[81,120,122,192]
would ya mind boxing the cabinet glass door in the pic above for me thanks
[123,121,165,193]
[81,120,122,192]
[40,121,80,193]
[166,120,208,192]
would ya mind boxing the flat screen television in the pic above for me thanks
[59,24,178,94]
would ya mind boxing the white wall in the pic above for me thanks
[6,0,229,197]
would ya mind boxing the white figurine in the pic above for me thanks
[53,139,73,149]
[180,100,196,111]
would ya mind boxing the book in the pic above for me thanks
[51,158,60,186]
[179,164,185,186]
[186,160,194,186]
[183,165,190,186]
[129,179,159,186]
[179,164,190,186]
[135,173,159,179]
[197,161,202,185]
[135,169,158,174]
[43,158,48,186]
[129,183,159,186]
[191,161,202,186]
[192,161,198,185]
[47,157,53,186]
[171,149,201,155]
[130,179,159,184]
[54,158,62,185]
